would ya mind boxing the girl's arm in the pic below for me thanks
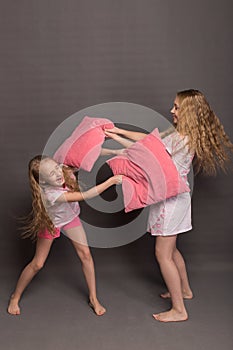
[104,131,134,148]
[56,175,122,203]
[105,126,147,141]
[100,148,125,156]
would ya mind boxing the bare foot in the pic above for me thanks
[7,296,21,315]
[160,291,193,300]
[153,308,188,323]
[89,299,106,316]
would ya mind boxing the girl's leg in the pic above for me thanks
[153,235,188,322]
[160,248,193,299]
[8,238,54,315]
[64,225,106,316]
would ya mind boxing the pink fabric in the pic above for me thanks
[37,216,82,240]
[37,227,60,240]
[107,128,190,212]
[54,116,114,171]
[62,216,81,230]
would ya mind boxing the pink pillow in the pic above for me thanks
[53,116,114,171]
[107,128,190,212]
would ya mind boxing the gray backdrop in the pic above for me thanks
[0,1,232,350]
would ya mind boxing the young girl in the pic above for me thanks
[8,155,122,316]
[105,89,233,322]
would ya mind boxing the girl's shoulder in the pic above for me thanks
[42,185,68,205]
[43,185,67,194]
[162,130,183,148]
[163,131,193,158]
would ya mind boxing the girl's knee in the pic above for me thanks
[78,248,92,263]
[155,246,172,264]
[30,260,45,272]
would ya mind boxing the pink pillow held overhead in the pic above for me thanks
[53,116,114,171]
[107,128,190,212]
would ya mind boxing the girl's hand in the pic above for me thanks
[104,126,122,134]
[114,149,125,155]
[105,131,123,142]
[111,175,123,185]
[105,126,146,142]
[105,131,134,148]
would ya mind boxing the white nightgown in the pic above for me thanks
[147,131,194,236]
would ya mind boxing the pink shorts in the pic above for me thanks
[37,216,82,240]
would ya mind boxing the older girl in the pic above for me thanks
[105,89,233,322]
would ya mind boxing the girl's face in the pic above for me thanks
[170,96,180,124]
[40,159,65,187]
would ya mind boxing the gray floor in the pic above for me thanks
[1,176,233,350]
[1,239,233,350]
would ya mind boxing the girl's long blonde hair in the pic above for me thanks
[21,155,79,241]
[175,89,233,175]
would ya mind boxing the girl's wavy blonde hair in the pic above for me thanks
[175,89,233,175]
[21,155,79,241]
